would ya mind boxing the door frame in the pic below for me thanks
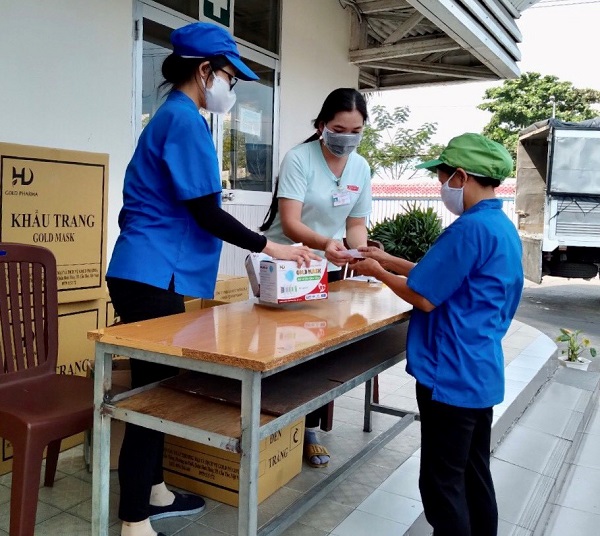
[134,0,280,207]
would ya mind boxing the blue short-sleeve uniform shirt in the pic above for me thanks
[406,199,524,408]
[107,91,222,298]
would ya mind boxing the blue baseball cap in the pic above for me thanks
[170,22,259,81]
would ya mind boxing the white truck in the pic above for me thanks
[516,117,600,283]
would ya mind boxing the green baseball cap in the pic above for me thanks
[416,133,513,181]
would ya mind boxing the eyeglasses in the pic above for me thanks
[215,68,238,90]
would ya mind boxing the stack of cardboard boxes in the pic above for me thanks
[0,142,110,476]
[1,142,303,505]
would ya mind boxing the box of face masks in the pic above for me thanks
[259,259,328,305]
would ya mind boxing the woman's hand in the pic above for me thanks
[348,258,385,279]
[357,246,395,270]
[262,240,321,267]
[358,246,415,277]
[324,239,351,267]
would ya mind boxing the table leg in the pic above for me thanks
[363,378,373,432]
[238,370,262,536]
[91,348,112,536]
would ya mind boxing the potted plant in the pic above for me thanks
[368,202,442,263]
[555,328,597,371]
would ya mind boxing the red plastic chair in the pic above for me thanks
[0,243,94,536]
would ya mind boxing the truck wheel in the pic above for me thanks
[549,262,599,279]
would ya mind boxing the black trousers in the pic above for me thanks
[416,383,498,536]
[106,276,184,522]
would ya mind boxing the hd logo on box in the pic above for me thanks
[259,259,328,305]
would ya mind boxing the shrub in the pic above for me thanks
[556,328,597,362]
[368,202,442,262]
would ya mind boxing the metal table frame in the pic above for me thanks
[91,312,415,536]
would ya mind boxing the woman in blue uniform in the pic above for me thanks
[350,133,524,536]
[106,22,317,536]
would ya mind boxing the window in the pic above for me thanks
[234,0,280,54]
[222,58,275,192]
[139,1,279,195]
[153,0,199,19]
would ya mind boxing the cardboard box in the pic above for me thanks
[0,298,106,476]
[213,274,249,303]
[56,300,105,377]
[259,259,328,305]
[0,142,109,303]
[183,298,227,313]
[163,418,304,506]
[184,274,249,305]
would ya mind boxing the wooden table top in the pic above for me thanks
[89,280,412,372]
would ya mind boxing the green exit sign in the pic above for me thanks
[203,0,231,27]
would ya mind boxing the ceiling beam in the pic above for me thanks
[405,0,520,78]
[383,11,424,45]
[495,0,520,19]
[355,0,410,14]
[362,60,497,80]
[480,0,522,41]
[350,36,460,63]
[350,12,369,50]
[458,0,521,59]
[365,13,422,21]
[376,72,490,90]
[423,51,449,62]
[358,70,379,88]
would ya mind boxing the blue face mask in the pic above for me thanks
[321,126,363,158]
[440,172,464,216]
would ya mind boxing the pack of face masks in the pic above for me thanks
[245,252,270,297]
[258,258,328,305]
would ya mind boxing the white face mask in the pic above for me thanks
[203,73,236,114]
[321,125,363,158]
[440,172,464,216]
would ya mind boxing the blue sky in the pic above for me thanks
[372,2,600,146]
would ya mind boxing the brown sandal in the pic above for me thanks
[304,443,330,468]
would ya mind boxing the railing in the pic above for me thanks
[219,196,519,276]
[370,196,518,228]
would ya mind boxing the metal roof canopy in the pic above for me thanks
[345,0,541,91]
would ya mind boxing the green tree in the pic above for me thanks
[478,72,600,160]
[358,105,442,180]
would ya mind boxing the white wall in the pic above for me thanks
[279,0,359,160]
[1,0,360,277]
[0,0,134,255]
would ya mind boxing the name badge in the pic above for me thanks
[332,191,351,206]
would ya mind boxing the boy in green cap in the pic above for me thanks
[351,133,524,536]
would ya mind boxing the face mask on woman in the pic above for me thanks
[321,125,363,158]
[440,172,465,216]
[204,73,237,114]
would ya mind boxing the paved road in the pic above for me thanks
[515,275,600,371]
